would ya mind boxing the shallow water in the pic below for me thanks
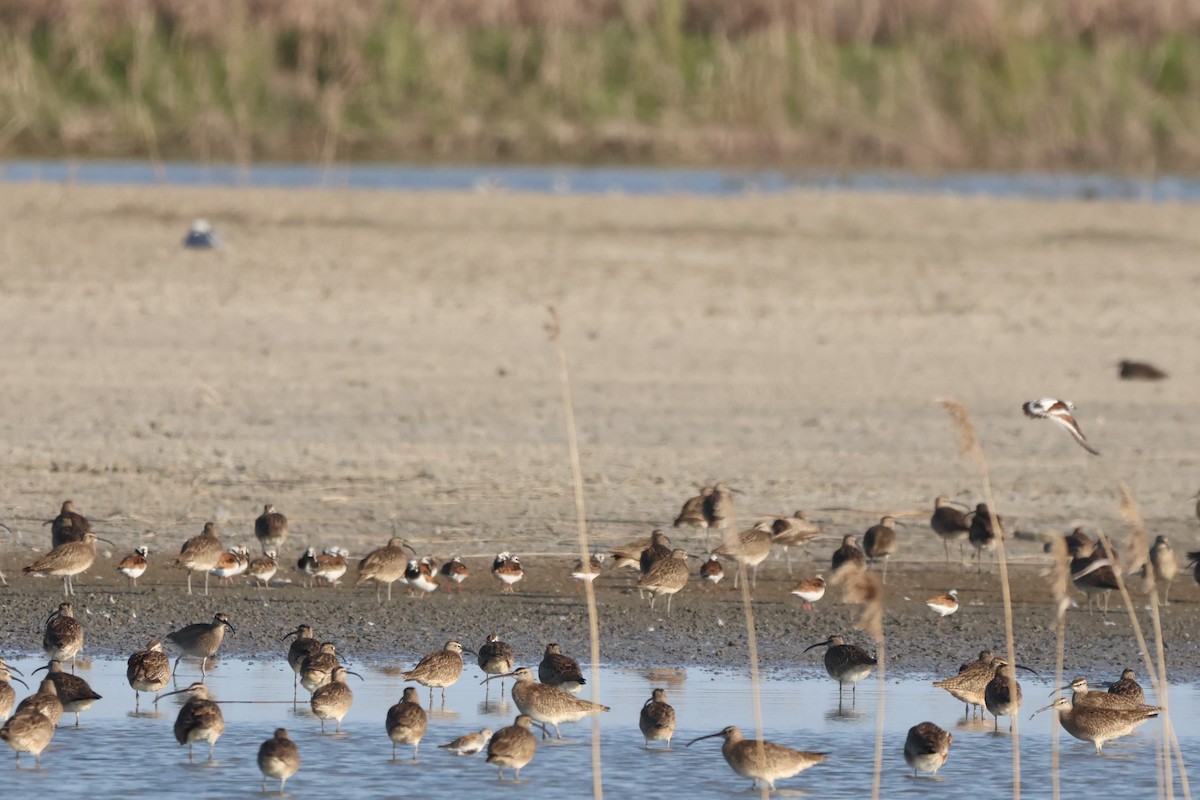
[1,656,1195,798]
[3,159,1200,202]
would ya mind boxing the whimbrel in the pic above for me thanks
[1148,535,1180,605]
[1070,539,1119,613]
[161,682,225,762]
[355,536,416,601]
[255,504,289,555]
[968,504,1001,572]
[492,554,524,593]
[487,715,537,781]
[118,546,149,587]
[570,553,604,592]
[935,656,1034,718]
[440,556,470,593]
[311,666,360,733]
[1031,696,1159,753]
[488,667,609,739]
[904,721,952,776]
[478,634,515,697]
[862,516,898,583]
[771,511,822,575]
[538,644,585,693]
[46,500,90,548]
[23,530,112,596]
[699,554,724,591]
[258,728,301,793]
[247,550,278,588]
[15,677,63,726]
[639,529,672,575]
[300,642,340,693]
[1108,668,1145,703]
[636,548,691,614]
[127,639,170,710]
[674,487,711,534]
[926,590,959,621]
[1119,360,1168,380]
[609,539,651,571]
[1061,676,1145,709]
[402,640,464,706]
[175,522,223,595]
[0,710,55,765]
[167,612,234,679]
[0,663,28,722]
[639,688,676,749]
[386,686,428,760]
[43,601,84,667]
[931,496,971,563]
[283,625,322,700]
[439,727,493,755]
[687,725,828,791]
[804,635,876,699]
[984,663,1023,731]
[790,576,826,611]
[704,483,735,533]
[33,660,100,727]
[830,534,865,573]
[713,521,773,588]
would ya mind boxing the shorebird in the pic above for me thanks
[639,529,673,575]
[313,548,349,586]
[1148,534,1180,605]
[934,656,1036,718]
[1071,539,1119,613]
[478,634,515,697]
[46,500,90,548]
[930,496,971,563]
[23,530,113,596]
[487,667,609,739]
[699,554,724,591]
[247,550,278,588]
[771,511,822,575]
[1119,360,1168,380]
[440,556,470,593]
[862,516,898,583]
[311,665,360,733]
[167,612,234,679]
[1031,696,1160,753]
[1022,398,1100,455]
[34,660,100,727]
[43,601,84,667]
[439,727,493,756]
[1187,548,1200,589]
[258,728,300,793]
[926,590,959,621]
[713,521,773,588]
[118,546,149,587]
[175,522,223,595]
[704,483,735,533]
[805,635,877,699]
[183,218,219,249]
[1061,676,1145,709]
[406,557,439,597]
[161,682,225,762]
[15,677,63,727]
[637,548,692,614]
[487,715,538,781]
[904,722,952,776]
[126,639,170,710]
[402,640,464,706]
[790,576,826,611]
[610,538,651,571]
[830,534,866,573]
[300,643,340,693]
[1108,668,1145,703]
[570,553,604,592]
[356,536,416,601]
[297,547,320,586]
[283,625,322,700]
[492,554,524,593]
[674,486,712,533]
[968,504,1001,572]
[638,688,676,749]
[687,725,828,791]
[538,643,585,693]
[210,546,250,586]
[985,663,1023,731]
[386,686,428,760]
[255,504,289,554]
[0,710,55,765]
[0,664,28,723]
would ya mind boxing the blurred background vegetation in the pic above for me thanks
[1,0,1198,172]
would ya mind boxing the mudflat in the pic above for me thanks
[0,183,1196,677]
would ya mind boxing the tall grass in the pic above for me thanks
[1,1,1200,170]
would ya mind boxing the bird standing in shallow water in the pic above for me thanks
[439,727,493,756]
[161,682,225,762]
[771,511,822,576]
[167,612,234,679]
[639,688,676,749]
[258,728,300,794]
[487,715,537,781]
[984,664,1023,732]
[402,640,464,707]
[311,665,360,733]
[805,635,877,699]
[0,708,55,765]
[538,643,586,694]
[904,722,952,776]
[1031,696,1159,754]
[126,639,170,710]
[687,725,828,791]
[46,500,90,548]
[386,686,427,761]
[1107,668,1145,704]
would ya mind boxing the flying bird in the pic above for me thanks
[1022,398,1100,456]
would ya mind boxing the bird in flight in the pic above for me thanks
[1022,398,1100,455]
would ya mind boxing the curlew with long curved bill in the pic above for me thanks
[687,725,828,791]
[487,715,537,781]
[538,644,585,694]
[385,686,427,761]
[0,662,29,723]
[713,521,773,589]
[478,634,515,698]
[126,639,171,710]
[639,688,676,749]
[0,709,55,765]
[34,660,101,727]
[402,640,464,707]
[1031,696,1159,754]
[174,522,223,596]
[355,536,416,602]
[258,727,300,794]
[862,516,898,583]
[484,667,609,739]
[930,496,971,563]
[167,612,234,680]
[43,601,84,669]
[636,549,692,614]
[160,682,225,762]
[771,511,822,575]
[805,635,877,699]
[904,721,952,776]
[311,665,361,733]
[15,677,63,727]
[24,530,114,596]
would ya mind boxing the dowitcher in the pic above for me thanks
[255,504,289,555]
[1031,696,1159,753]
[478,634,515,697]
[862,516,898,583]
[46,500,90,548]
[439,727,493,756]
[33,660,101,727]
[674,487,712,532]
[968,504,1001,572]
[0,710,55,765]
[805,635,877,699]
[300,642,340,693]
[210,546,250,587]
[931,496,971,563]
[1070,539,1119,613]
[687,725,828,791]
[830,534,866,574]
[637,548,692,614]
[488,667,609,739]
[126,639,170,710]
[1148,535,1180,605]
[174,522,223,595]
[161,682,225,762]
[985,663,1024,731]
[492,554,525,593]
[43,601,84,667]
[313,547,349,587]
[638,688,676,749]
[1022,398,1100,455]
[402,640,464,706]
[247,550,278,588]
[699,553,724,591]
[538,644,586,693]
[771,511,822,576]
[713,521,773,588]
[311,665,360,733]
[283,625,322,700]
[926,590,959,621]
[15,677,64,727]
[440,556,470,593]
[904,721,952,776]
[1061,676,1144,709]
[355,536,416,601]
[23,530,113,596]
[1119,360,1168,380]
[1107,668,1145,703]
[167,612,234,679]
[0,663,28,723]
[704,483,735,532]
[639,529,673,575]
[790,576,826,611]
[258,728,300,793]
[117,546,149,588]
[570,553,604,592]
[386,686,428,760]
[487,715,538,781]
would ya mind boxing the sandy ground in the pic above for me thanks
[0,182,1198,679]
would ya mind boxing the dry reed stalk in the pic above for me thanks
[1044,534,1070,800]
[726,514,769,800]
[546,306,604,800]
[830,563,884,799]
[937,398,1020,800]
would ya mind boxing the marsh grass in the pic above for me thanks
[1044,534,1070,800]
[831,563,885,799]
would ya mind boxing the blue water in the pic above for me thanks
[0,656,1194,798]
[3,159,1200,202]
